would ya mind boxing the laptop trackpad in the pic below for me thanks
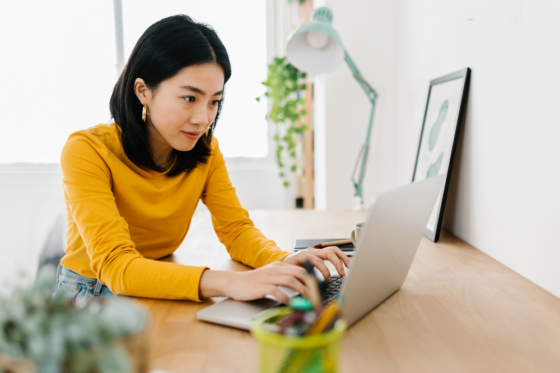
[197,297,281,330]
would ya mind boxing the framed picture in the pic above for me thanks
[412,68,471,242]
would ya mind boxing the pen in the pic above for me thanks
[313,239,352,248]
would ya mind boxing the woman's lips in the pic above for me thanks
[182,131,202,140]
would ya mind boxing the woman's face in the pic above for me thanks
[135,63,225,153]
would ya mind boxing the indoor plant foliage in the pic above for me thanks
[0,268,148,373]
[257,56,308,188]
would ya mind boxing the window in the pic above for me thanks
[0,1,116,164]
[0,0,269,163]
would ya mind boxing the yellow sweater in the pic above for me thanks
[60,123,290,301]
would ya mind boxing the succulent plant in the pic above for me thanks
[0,267,148,373]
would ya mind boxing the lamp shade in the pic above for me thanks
[286,7,345,74]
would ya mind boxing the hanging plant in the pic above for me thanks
[256,57,307,188]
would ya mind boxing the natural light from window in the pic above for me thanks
[0,0,268,163]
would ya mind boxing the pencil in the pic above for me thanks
[308,301,340,335]
[313,239,352,248]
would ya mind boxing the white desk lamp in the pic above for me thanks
[286,7,378,209]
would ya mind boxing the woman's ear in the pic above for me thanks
[134,78,149,104]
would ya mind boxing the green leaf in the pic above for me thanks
[98,347,131,373]
[283,181,290,188]
[255,97,260,102]
[291,165,297,172]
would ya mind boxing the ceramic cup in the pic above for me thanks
[350,222,366,246]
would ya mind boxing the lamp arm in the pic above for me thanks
[344,51,378,205]
[344,51,378,103]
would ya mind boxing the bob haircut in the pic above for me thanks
[110,14,231,177]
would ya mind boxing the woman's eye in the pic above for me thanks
[184,96,195,103]
[212,100,221,106]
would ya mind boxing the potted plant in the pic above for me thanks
[0,268,149,373]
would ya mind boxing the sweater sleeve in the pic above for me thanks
[201,139,291,267]
[60,133,208,301]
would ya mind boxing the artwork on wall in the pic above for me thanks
[412,68,471,242]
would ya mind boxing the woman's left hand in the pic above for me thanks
[282,246,350,283]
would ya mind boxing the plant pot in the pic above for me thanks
[0,321,151,373]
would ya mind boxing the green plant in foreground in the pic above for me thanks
[256,57,307,188]
[0,267,147,373]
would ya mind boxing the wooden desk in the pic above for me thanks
[129,210,560,373]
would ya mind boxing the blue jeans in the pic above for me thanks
[52,264,116,302]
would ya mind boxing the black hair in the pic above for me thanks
[110,14,231,177]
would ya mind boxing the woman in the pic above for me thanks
[53,15,349,304]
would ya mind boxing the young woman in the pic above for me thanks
[53,15,349,304]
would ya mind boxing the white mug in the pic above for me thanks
[351,222,366,246]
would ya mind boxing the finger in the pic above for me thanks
[324,249,346,277]
[269,286,290,305]
[315,249,346,277]
[271,275,308,297]
[306,254,332,283]
[324,246,351,268]
[276,262,309,285]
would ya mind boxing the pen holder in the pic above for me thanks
[251,307,347,373]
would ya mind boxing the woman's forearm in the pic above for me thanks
[199,269,235,299]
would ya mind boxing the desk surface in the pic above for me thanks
[129,210,560,373]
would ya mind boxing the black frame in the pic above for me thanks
[412,68,471,242]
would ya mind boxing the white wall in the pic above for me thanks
[396,0,560,297]
[314,0,400,210]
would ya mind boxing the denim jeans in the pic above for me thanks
[52,263,116,302]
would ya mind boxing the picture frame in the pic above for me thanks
[412,68,471,242]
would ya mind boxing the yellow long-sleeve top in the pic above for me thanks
[60,123,290,301]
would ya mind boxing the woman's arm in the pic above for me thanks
[200,139,291,267]
[199,261,310,304]
[200,138,350,291]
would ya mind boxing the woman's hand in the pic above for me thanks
[199,261,310,304]
[281,246,350,283]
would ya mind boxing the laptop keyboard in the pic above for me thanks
[320,275,345,304]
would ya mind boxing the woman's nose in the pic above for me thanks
[189,103,210,127]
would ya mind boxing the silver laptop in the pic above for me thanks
[197,175,445,329]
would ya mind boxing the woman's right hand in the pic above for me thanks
[199,261,310,304]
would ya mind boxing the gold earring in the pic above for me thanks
[142,104,147,122]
